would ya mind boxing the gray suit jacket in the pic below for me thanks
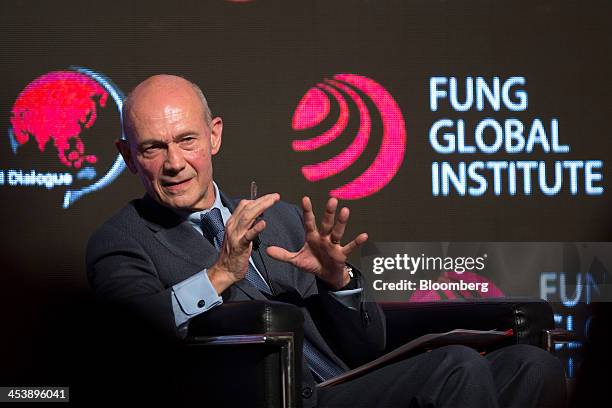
[86,191,386,405]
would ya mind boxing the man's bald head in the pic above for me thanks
[121,75,213,141]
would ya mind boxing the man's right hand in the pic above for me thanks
[207,193,280,294]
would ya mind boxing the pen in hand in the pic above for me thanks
[250,180,261,250]
[250,180,258,202]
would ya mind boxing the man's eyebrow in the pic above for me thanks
[136,132,198,148]
[137,139,164,148]
[173,131,198,141]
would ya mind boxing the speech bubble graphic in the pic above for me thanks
[8,66,126,208]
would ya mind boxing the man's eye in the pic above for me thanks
[142,146,161,156]
[180,137,197,146]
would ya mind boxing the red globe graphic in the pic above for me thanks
[10,71,108,169]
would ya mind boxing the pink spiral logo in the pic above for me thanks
[291,74,406,200]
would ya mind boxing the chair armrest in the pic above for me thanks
[181,300,304,408]
[380,298,555,353]
[188,300,304,338]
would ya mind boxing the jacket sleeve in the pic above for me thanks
[86,222,181,339]
[304,268,387,368]
[283,205,386,368]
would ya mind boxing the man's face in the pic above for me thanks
[118,85,222,211]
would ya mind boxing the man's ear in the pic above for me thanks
[115,139,138,174]
[209,117,223,155]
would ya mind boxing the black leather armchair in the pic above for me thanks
[182,298,567,408]
[381,298,562,353]
[180,301,305,407]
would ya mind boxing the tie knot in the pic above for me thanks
[200,207,225,243]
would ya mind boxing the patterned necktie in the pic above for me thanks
[200,208,272,294]
[200,207,345,382]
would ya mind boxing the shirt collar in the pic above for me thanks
[168,181,224,224]
[186,181,224,224]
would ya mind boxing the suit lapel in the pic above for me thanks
[137,195,217,269]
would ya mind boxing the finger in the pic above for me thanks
[320,197,338,236]
[241,219,266,246]
[244,193,280,218]
[226,198,249,230]
[232,193,280,219]
[234,193,280,232]
[330,207,349,244]
[341,233,369,255]
[302,196,317,233]
[266,246,296,263]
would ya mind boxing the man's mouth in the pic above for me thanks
[162,178,192,191]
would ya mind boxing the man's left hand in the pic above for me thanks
[266,196,368,290]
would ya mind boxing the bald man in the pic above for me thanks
[86,75,566,408]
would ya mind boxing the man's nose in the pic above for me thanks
[163,143,186,174]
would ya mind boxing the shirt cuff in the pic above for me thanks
[328,288,363,310]
[172,269,223,329]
